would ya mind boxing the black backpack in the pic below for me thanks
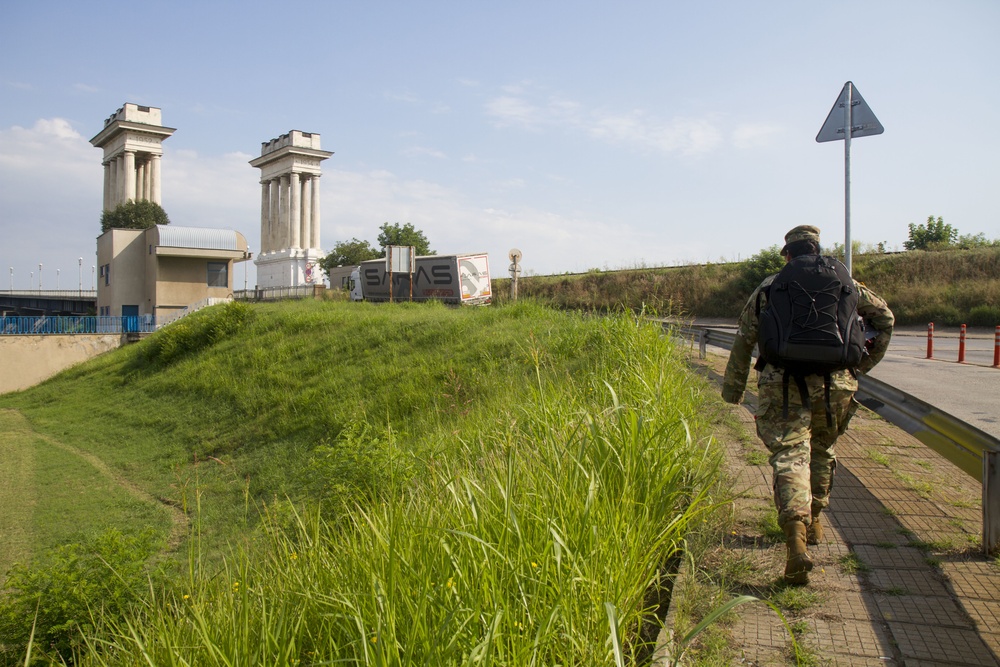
[754,254,866,425]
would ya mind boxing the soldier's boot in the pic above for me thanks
[806,515,823,546]
[783,521,813,585]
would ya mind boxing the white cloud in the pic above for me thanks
[485,87,725,156]
[732,123,782,149]
[73,83,99,94]
[485,96,543,129]
[401,145,448,159]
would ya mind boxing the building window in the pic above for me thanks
[207,262,228,288]
[102,264,110,285]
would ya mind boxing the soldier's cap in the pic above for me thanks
[780,225,821,256]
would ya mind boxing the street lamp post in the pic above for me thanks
[30,271,34,290]
[8,267,12,292]
[92,265,95,291]
[38,263,43,292]
[78,257,83,295]
[56,269,60,290]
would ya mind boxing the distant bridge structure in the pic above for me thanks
[0,289,97,317]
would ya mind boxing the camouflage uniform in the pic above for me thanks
[722,254,894,529]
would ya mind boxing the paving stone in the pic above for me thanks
[874,593,969,626]
[982,634,1000,664]
[810,588,877,621]
[889,621,999,665]
[835,497,896,514]
[879,498,950,517]
[962,598,1000,635]
[897,515,975,536]
[831,511,904,533]
[798,617,894,660]
[836,524,911,547]
[941,561,999,599]
[868,570,951,597]
[853,545,929,570]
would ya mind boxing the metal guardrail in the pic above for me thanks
[0,315,156,335]
[234,285,323,301]
[668,323,1000,555]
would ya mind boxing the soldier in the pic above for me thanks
[722,225,894,585]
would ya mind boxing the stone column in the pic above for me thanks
[310,174,322,250]
[278,174,289,249]
[300,176,312,250]
[123,150,136,201]
[150,155,162,204]
[143,158,152,200]
[116,154,125,205]
[289,172,301,249]
[108,160,117,210]
[269,178,280,252]
[136,161,146,201]
[103,162,111,211]
[260,181,271,253]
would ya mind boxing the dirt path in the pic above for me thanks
[0,410,37,577]
[0,408,190,568]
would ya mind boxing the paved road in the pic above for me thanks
[871,327,1000,439]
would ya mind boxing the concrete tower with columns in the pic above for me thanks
[90,103,175,211]
[249,131,333,289]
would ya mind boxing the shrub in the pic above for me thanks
[138,301,255,367]
[737,246,784,295]
[0,528,162,664]
[968,305,1000,327]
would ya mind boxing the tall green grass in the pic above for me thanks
[2,301,722,664]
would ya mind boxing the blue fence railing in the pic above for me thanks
[0,315,157,335]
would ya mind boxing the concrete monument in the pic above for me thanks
[90,104,175,211]
[249,131,333,288]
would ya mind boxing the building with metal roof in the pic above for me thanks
[96,225,251,323]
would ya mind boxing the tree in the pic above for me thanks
[100,200,170,233]
[377,222,434,256]
[738,245,785,294]
[318,237,380,275]
[904,215,957,251]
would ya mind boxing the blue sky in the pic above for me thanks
[1,1,997,289]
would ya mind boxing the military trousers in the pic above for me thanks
[754,377,856,528]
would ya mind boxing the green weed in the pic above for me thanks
[769,586,822,613]
[867,449,891,467]
[838,553,871,575]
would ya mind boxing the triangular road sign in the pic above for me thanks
[816,81,884,143]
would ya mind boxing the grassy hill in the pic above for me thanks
[0,300,722,665]
[494,247,1000,326]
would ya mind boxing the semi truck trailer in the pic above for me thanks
[349,253,492,305]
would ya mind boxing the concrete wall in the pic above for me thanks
[0,335,121,394]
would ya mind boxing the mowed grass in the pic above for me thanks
[0,409,171,579]
[0,299,723,665]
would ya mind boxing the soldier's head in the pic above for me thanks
[781,225,821,259]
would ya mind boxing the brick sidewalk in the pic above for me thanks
[675,352,1000,666]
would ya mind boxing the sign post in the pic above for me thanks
[816,81,883,275]
[386,245,415,302]
[508,248,522,301]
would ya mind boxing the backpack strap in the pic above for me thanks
[823,372,834,428]
[781,370,812,420]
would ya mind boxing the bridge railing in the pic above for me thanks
[668,322,1000,556]
[234,285,324,302]
[0,315,157,335]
